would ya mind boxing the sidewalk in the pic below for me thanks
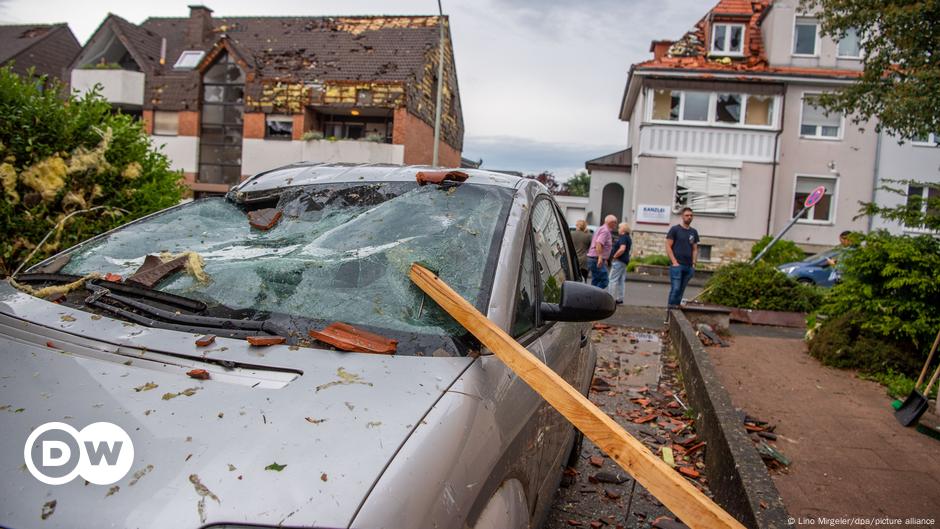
[707,332,940,524]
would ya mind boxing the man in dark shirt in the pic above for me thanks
[665,207,700,308]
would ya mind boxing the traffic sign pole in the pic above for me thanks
[751,185,827,265]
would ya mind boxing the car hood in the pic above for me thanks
[0,283,472,529]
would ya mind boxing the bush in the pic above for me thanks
[811,230,940,360]
[807,311,924,377]
[0,66,184,275]
[749,235,806,266]
[700,261,823,312]
[627,253,672,272]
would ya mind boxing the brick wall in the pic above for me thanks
[391,107,461,167]
[178,111,200,137]
[141,110,154,135]
[243,113,265,139]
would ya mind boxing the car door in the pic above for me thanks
[528,198,589,517]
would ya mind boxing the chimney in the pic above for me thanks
[649,40,673,61]
[187,5,214,47]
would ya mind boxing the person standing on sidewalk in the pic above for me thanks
[570,219,592,281]
[665,207,699,308]
[587,215,617,289]
[608,222,632,304]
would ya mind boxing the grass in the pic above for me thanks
[859,368,938,400]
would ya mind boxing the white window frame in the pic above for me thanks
[799,92,844,141]
[173,50,206,70]
[793,174,838,225]
[836,27,862,59]
[265,114,294,140]
[710,23,746,56]
[792,16,820,57]
[646,88,779,130]
[674,164,740,217]
[903,183,940,234]
[152,110,179,136]
[911,133,940,147]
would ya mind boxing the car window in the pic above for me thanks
[531,199,571,307]
[59,182,514,348]
[510,233,538,338]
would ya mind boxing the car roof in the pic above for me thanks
[233,163,528,196]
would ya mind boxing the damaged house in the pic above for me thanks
[69,5,464,195]
[596,0,940,266]
[0,23,80,82]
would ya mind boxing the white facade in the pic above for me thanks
[70,69,145,108]
[149,136,199,173]
[553,195,589,226]
[872,135,940,234]
[241,139,405,176]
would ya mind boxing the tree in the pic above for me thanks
[562,171,590,197]
[524,171,560,194]
[800,0,940,139]
[0,66,184,275]
[860,179,939,232]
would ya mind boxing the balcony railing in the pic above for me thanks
[639,125,778,163]
[70,69,145,108]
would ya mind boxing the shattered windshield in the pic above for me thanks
[59,182,513,351]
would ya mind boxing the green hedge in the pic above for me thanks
[626,253,672,272]
[700,261,823,313]
[0,66,184,275]
[749,235,806,266]
[810,230,940,361]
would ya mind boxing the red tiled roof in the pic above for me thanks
[712,0,756,16]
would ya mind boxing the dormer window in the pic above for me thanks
[174,50,205,70]
[711,24,745,56]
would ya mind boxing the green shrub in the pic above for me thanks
[627,253,672,272]
[0,66,184,275]
[750,235,806,266]
[808,312,924,377]
[815,230,940,351]
[700,261,823,312]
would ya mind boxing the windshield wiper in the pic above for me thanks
[84,284,285,338]
[14,273,208,312]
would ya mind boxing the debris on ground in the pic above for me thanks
[695,323,728,347]
[742,413,791,470]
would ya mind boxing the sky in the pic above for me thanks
[0,0,706,180]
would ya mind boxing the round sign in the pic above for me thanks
[804,185,827,208]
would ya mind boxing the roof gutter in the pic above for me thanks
[632,67,860,86]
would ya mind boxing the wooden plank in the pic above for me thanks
[409,264,746,529]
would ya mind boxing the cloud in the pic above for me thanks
[464,135,622,179]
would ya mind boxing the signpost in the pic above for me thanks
[751,185,827,264]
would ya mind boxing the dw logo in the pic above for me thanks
[23,422,135,485]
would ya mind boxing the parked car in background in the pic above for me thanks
[777,249,842,287]
[1,164,614,529]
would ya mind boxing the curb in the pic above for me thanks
[668,309,790,529]
[626,273,708,287]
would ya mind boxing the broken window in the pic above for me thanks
[265,115,293,139]
[675,165,739,215]
[715,94,742,124]
[793,18,818,55]
[801,95,841,138]
[652,89,680,121]
[711,24,744,55]
[153,111,179,136]
[744,95,774,126]
[60,182,514,353]
[793,176,835,222]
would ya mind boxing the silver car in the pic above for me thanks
[1,164,613,529]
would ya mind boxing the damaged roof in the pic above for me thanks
[634,0,861,79]
[130,14,443,83]
[0,23,80,77]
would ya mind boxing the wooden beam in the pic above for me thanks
[409,263,746,529]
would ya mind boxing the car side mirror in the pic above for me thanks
[540,281,616,322]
